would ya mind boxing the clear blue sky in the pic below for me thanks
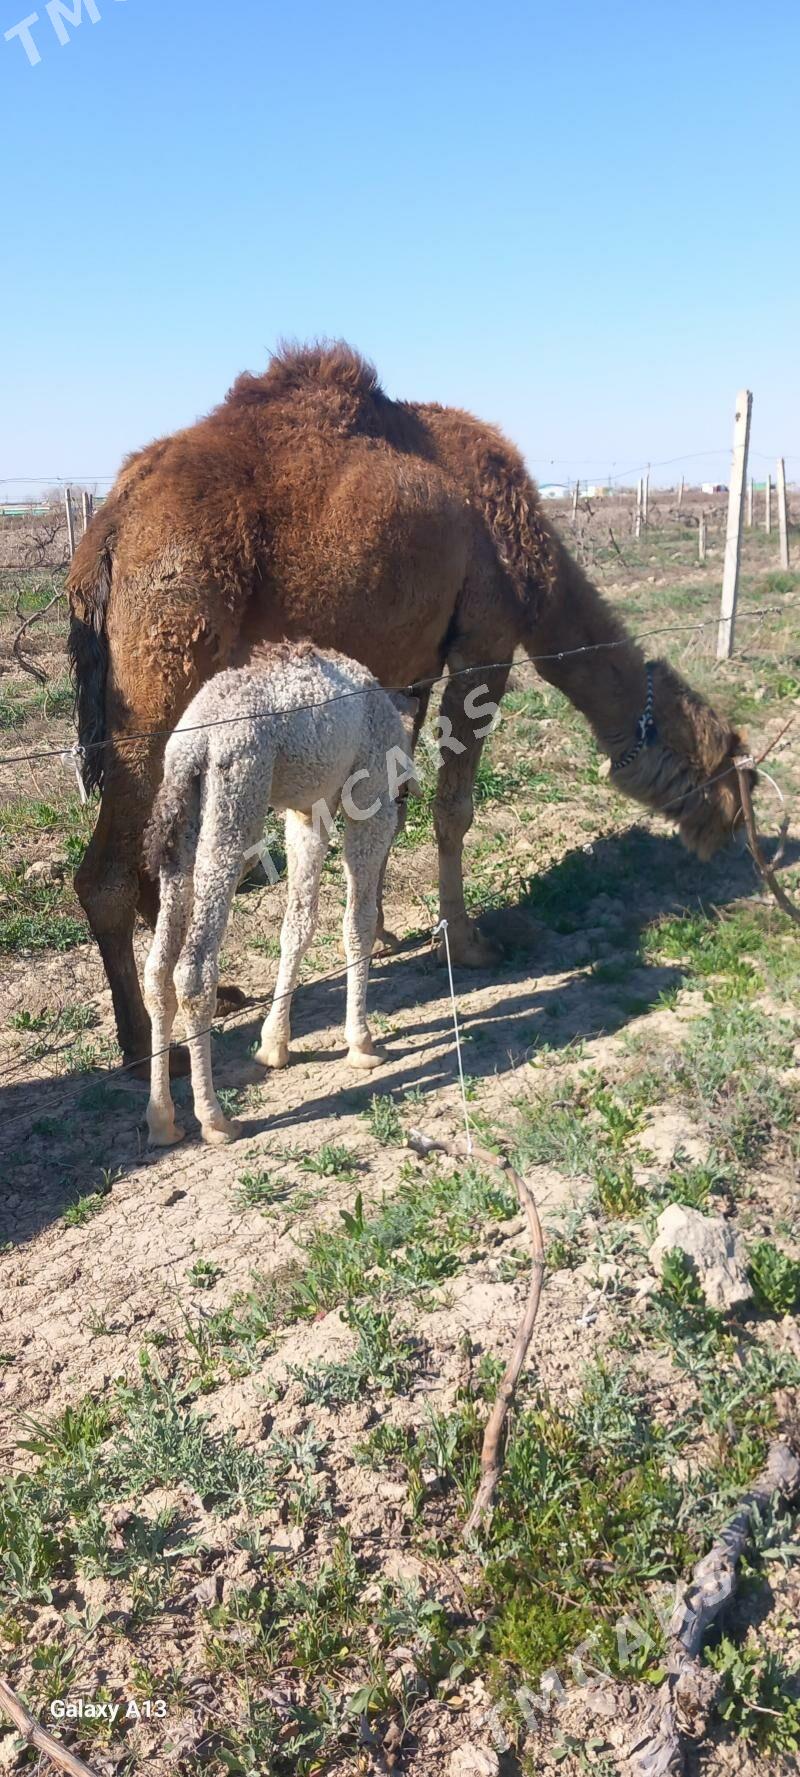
[2,0,797,494]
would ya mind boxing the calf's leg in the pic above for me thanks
[256,810,330,1068]
[342,801,397,1069]
[144,868,192,1146]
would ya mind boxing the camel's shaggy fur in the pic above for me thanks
[143,645,416,1147]
[68,342,751,1065]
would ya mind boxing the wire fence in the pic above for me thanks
[1,709,797,1124]
[0,606,787,775]
[1,610,797,1112]
[1,453,798,1121]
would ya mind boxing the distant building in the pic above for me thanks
[701,483,727,495]
[539,483,568,500]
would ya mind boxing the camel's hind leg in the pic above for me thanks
[74,594,235,1071]
[143,867,192,1147]
[432,661,510,966]
[75,741,171,1072]
[256,810,330,1069]
[342,799,398,1069]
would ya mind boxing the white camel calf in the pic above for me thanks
[143,643,417,1147]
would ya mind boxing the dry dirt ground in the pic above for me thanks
[1,504,799,1777]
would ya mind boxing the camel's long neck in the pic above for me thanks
[523,533,647,763]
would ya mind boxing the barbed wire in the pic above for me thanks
[1,714,796,1110]
[0,606,785,774]
[0,933,428,1091]
[2,451,799,489]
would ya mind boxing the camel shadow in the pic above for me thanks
[0,823,791,1247]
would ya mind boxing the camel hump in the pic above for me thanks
[226,340,385,416]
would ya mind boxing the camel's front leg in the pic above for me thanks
[256,810,330,1069]
[374,687,431,954]
[432,663,509,966]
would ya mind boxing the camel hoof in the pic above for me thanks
[217,983,249,1013]
[437,927,501,969]
[255,1038,290,1070]
[147,1120,186,1149]
[347,1042,388,1072]
[373,928,401,956]
[127,1044,191,1082]
[202,1118,243,1147]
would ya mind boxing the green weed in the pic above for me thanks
[299,1142,359,1180]
[291,1304,417,1405]
[706,1636,800,1755]
[187,1258,222,1290]
[0,872,86,953]
[748,1240,800,1316]
[364,1093,403,1145]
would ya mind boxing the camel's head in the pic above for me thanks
[611,659,755,860]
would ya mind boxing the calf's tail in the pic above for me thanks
[143,730,207,880]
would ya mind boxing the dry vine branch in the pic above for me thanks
[11,585,65,686]
[736,726,800,927]
[607,526,630,568]
[628,1437,800,1776]
[0,1677,99,1777]
[406,1127,545,1536]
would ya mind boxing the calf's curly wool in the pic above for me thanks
[143,643,414,1147]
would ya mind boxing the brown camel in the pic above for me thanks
[68,343,750,1070]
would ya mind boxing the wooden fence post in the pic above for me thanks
[572,479,580,522]
[698,510,706,563]
[81,490,92,533]
[643,466,650,528]
[635,477,642,539]
[716,388,753,660]
[777,458,790,569]
[678,475,684,509]
[765,473,771,534]
[64,487,75,559]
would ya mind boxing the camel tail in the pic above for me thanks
[143,731,207,881]
[67,510,117,794]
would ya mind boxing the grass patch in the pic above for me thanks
[299,1142,359,1181]
[515,1077,648,1213]
[665,1004,795,1163]
[291,1303,417,1405]
[706,1636,800,1756]
[233,1167,294,1211]
[0,872,86,953]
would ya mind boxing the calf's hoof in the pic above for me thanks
[201,1117,244,1147]
[255,1037,290,1070]
[347,1040,388,1072]
[147,1117,186,1149]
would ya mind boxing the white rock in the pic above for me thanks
[25,859,63,883]
[448,1749,500,1777]
[648,1204,751,1311]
